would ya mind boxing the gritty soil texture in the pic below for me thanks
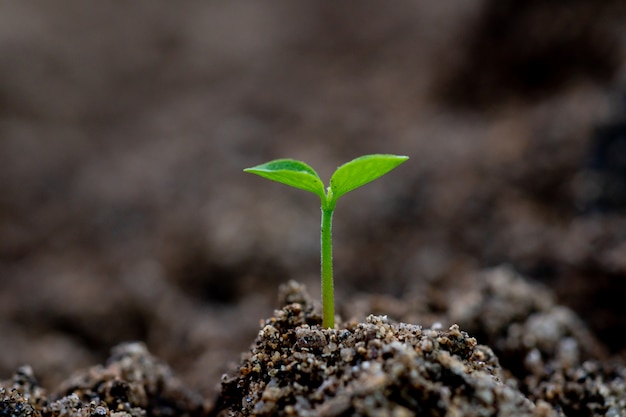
[214,280,626,417]
[2,1,626,417]
[1,343,206,417]
[217,282,541,417]
[4,276,626,416]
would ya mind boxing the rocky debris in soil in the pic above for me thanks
[343,266,607,365]
[215,281,557,417]
[4,276,626,417]
[434,267,626,416]
[0,342,206,417]
[442,266,609,387]
[524,358,626,417]
[345,268,626,416]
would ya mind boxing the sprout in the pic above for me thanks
[244,154,409,328]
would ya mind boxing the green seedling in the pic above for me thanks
[244,154,409,328]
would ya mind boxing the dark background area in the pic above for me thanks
[0,1,625,398]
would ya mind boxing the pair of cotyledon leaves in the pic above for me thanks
[244,154,408,210]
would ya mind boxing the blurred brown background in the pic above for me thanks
[0,0,625,398]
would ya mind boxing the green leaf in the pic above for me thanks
[329,154,409,201]
[244,158,326,199]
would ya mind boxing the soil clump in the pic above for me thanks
[0,343,206,417]
[214,280,626,416]
[3,278,626,416]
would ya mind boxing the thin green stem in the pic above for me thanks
[321,207,335,328]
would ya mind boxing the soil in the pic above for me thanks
[4,277,626,416]
[2,2,626,417]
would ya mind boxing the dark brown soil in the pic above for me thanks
[1,343,205,417]
[4,277,626,416]
[2,1,626,416]
[217,282,540,417]
[213,279,626,416]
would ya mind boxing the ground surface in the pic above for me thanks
[1,1,626,416]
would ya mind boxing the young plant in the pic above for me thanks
[244,154,409,328]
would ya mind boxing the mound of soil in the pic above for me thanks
[218,308,538,415]
[1,343,205,417]
[215,281,626,416]
[3,277,626,416]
